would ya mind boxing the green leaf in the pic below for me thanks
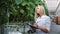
[15,0,22,5]
[22,2,27,6]
[20,9,24,14]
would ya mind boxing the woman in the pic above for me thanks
[33,5,51,34]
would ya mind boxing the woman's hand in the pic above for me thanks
[34,23,38,28]
[31,23,38,32]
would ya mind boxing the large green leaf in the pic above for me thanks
[22,2,27,6]
[20,9,24,14]
[15,0,22,5]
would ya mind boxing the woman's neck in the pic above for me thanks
[39,14,46,17]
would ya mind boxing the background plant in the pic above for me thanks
[0,0,49,25]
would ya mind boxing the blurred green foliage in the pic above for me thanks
[0,0,48,25]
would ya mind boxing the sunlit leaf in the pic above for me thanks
[22,2,27,6]
[15,0,22,5]
[20,9,24,14]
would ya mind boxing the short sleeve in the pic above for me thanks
[45,17,51,31]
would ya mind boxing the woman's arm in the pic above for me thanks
[38,25,49,33]
[32,23,49,33]
[34,23,49,33]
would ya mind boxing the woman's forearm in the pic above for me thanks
[38,26,49,33]
[34,23,49,33]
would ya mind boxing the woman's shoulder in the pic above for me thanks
[42,15,50,19]
[45,16,50,18]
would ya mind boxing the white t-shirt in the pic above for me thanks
[35,15,51,34]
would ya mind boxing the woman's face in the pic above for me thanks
[35,6,44,15]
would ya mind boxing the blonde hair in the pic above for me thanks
[34,5,45,21]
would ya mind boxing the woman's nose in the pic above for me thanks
[37,7,39,9]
